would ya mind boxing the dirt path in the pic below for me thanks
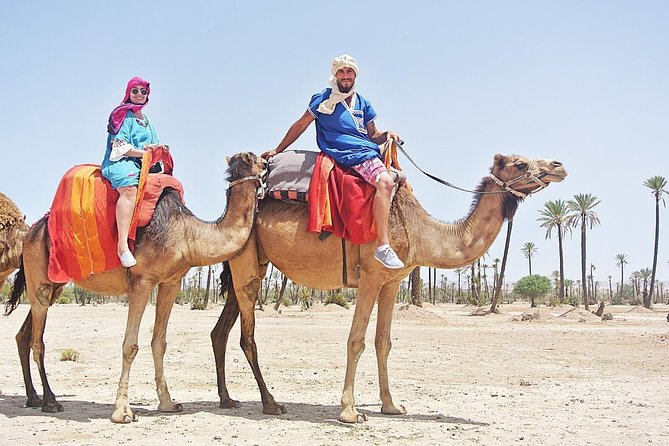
[1,302,668,445]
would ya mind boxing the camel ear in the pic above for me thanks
[494,154,506,168]
[225,156,231,164]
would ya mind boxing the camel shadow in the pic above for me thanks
[0,394,487,428]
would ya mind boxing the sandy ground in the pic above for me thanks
[1,301,668,446]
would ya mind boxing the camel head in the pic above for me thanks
[490,154,567,198]
[225,152,268,194]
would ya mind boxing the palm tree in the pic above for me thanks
[520,242,538,276]
[538,199,571,301]
[615,254,628,299]
[639,267,652,307]
[643,176,668,303]
[566,193,601,311]
[454,267,465,302]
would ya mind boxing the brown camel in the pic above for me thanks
[0,192,28,292]
[211,153,567,422]
[5,152,266,423]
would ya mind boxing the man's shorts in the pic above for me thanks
[351,157,388,185]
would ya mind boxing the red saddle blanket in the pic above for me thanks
[307,141,409,244]
[47,148,183,282]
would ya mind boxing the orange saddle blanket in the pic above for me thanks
[47,148,183,282]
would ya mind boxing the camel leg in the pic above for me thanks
[151,281,183,413]
[375,280,406,416]
[211,285,241,409]
[29,288,63,413]
[15,310,42,407]
[111,279,152,423]
[339,279,380,423]
[229,247,285,415]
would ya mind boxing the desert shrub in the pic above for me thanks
[60,348,80,362]
[57,295,72,304]
[325,292,349,309]
[190,300,206,310]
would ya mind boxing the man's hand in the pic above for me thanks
[387,131,401,144]
[261,150,277,160]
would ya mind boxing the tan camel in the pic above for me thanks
[0,192,28,291]
[211,153,567,422]
[5,152,266,423]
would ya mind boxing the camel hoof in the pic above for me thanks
[338,407,367,423]
[219,398,241,409]
[42,401,64,413]
[111,410,138,424]
[25,396,43,408]
[159,402,183,413]
[263,402,287,415]
[381,403,407,416]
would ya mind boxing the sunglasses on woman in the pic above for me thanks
[131,88,148,95]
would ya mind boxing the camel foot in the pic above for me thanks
[158,400,183,413]
[219,398,241,409]
[381,403,407,416]
[25,395,43,408]
[338,406,367,423]
[262,401,287,415]
[111,408,139,424]
[42,400,64,413]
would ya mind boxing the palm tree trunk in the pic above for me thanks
[580,218,589,310]
[649,197,660,301]
[491,219,513,313]
[410,266,422,307]
[558,225,565,301]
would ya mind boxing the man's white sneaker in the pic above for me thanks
[374,244,404,269]
[118,251,137,268]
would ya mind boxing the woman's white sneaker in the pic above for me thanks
[118,251,137,268]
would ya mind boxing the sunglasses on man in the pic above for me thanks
[131,88,148,95]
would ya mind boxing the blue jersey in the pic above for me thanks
[308,89,380,167]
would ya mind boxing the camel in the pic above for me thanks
[5,152,267,423]
[0,192,29,291]
[210,153,567,422]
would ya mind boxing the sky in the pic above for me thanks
[1,0,667,288]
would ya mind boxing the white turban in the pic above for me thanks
[317,54,359,115]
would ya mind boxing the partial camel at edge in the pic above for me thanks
[5,152,267,423]
[211,153,567,422]
[0,192,28,292]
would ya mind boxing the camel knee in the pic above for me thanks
[374,337,391,354]
[151,339,167,357]
[123,344,139,363]
[34,284,54,306]
[348,338,366,359]
[242,277,261,302]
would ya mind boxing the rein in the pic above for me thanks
[228,168,268,200]
[394,140,548,198]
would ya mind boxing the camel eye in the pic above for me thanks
[515,162,528,170]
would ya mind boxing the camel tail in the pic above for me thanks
[5,256,26,316]
[219,261,233,300]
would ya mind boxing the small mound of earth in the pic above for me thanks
[627,305,656,313]
[393,304,444,321]
[558,308,600,321]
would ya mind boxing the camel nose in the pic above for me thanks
[551,161,563,167]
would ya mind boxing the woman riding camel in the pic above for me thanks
[101,76,161,268]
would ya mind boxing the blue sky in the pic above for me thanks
[1,0,667,287]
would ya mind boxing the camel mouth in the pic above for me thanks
[540,167,568,183]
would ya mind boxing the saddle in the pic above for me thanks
[265,141,407,244]
[46,147,183,282]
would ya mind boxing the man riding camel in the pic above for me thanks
[262,54,404,269]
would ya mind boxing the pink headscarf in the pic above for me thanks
[107,77,151,134]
